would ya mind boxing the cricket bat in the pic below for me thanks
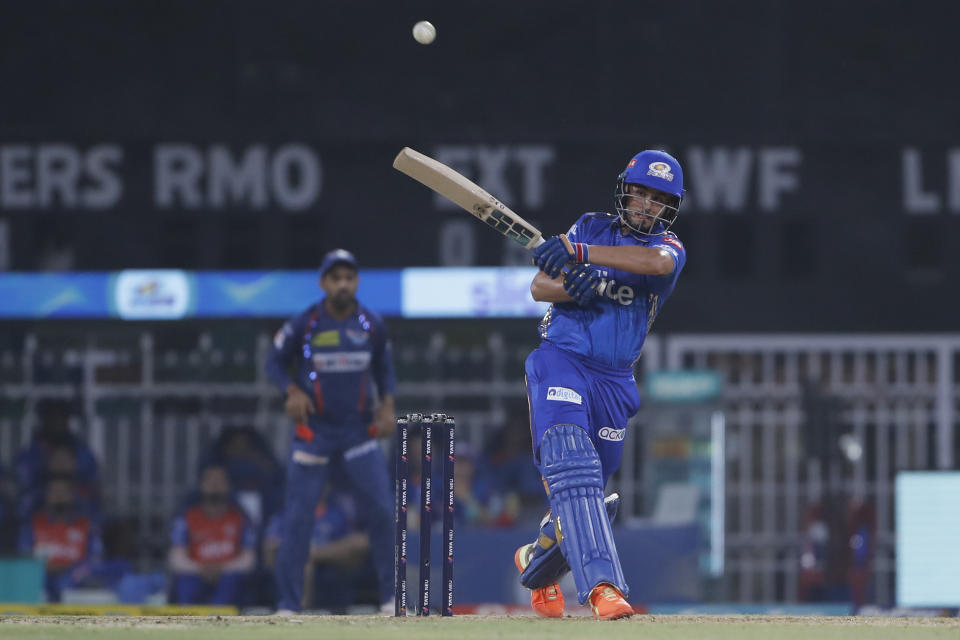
[393,147,545,249]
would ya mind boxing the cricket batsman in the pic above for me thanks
[514,150,687,620]
[266,249,397,614]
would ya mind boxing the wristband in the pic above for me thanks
[558,234,589,263]
[571,242,589,263]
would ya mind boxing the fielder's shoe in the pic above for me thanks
[588,583,633,620]
[514,543,565,618]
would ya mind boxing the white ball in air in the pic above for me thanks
[412,21,436,45]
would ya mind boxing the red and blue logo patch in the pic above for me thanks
[660,236,684,251]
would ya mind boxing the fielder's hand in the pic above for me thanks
[563,264,603,306]
[368,404,396,438]
[533,234,589,278]
[285,385,315,424]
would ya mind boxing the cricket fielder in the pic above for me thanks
[266,249,397,614]
[515,150,687,620]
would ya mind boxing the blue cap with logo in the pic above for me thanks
[319,249,358,277]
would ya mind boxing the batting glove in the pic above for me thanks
[563,264,603,306]
[533,234,590,278]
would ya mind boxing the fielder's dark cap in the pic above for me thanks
[319,249,358,277]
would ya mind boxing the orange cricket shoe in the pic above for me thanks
[514,544,565,618]
[588,583,634,620]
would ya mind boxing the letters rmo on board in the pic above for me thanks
[0,143,322,211]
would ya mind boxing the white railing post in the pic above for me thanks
[935,344,955,469]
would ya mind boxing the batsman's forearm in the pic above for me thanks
[586,244,674,276]
[530,272,572,303]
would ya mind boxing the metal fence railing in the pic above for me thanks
[1,328,957,605]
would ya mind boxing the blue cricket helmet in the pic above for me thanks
[614,150,685,236]
[621,150,684,198]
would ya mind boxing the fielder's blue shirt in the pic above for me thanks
[538,213,686,370]
[265,300,397,429]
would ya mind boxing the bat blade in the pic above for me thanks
[393,147,545,249]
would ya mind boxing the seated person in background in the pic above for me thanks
[18,444,101,523]
[197,426,283,532]
[451,444,496,526]
[480,411,548,526]
[168,464,255,606]
[263,484,373,611]
[18,476,104,602]
[16,399,100,520]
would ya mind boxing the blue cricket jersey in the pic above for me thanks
[538,213,686,370]
[265,300,397,430]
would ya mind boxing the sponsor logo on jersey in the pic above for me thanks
[546,386,582,404]
[659,236,684,251]
[596,278,636,306]
[598,427,626,442]
[647,161,675,182]
[196,539,237,562]
[311,351,371,372]
[345,328,369,346]
[311,330,340,347]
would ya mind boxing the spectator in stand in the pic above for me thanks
[18,443,101,523]
[404,434,500,528]
[453,445,499,526]
[15,399,99,520]
[480,412,546,526]
[197,426,283,532]
[168,464,255,606]
[18,476,103,602]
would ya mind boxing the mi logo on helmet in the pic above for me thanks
[598,427,626,442]
[647,161,675,182]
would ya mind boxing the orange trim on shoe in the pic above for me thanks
[588,583,633,621]
[514,544,565,619]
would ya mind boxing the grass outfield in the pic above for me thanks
[1,615,959,640]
